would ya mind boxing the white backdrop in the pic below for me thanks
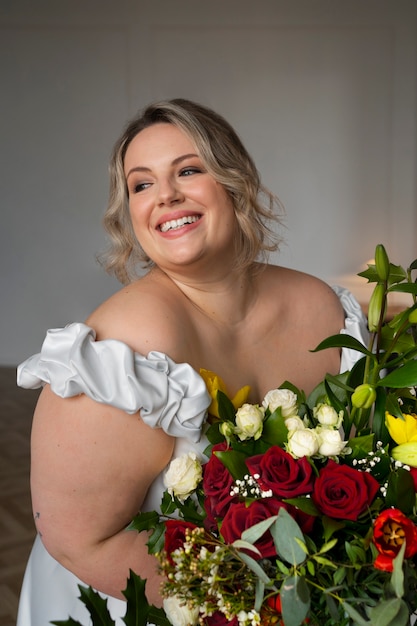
[1,0,416,364]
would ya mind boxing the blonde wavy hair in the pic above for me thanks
[100,98,284,284]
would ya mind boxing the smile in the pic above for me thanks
[159,215,201,233]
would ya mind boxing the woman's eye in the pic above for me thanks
[132,181,151,193]
[179,167,202,177]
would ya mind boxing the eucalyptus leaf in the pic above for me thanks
[280,575,310,626]
[254,578,266,612]
[232,539,262,555]
[368,597,409,626]
[241,516,278,545]
[391,542,405,598]
[271,508,306,565]
[236,550,272,584]
[341,601,370,625]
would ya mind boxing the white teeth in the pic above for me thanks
[159,215,200,232]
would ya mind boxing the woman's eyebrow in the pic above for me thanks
[126,153,199,180]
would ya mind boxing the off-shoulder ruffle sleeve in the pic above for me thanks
[332,285,370,373]
[16,323,211,442]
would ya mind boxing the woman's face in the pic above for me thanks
[123,123,237,274]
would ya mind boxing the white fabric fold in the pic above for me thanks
[332,285,369,372]
[17,323,211,442]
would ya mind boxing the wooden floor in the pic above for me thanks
[0,367,39,626]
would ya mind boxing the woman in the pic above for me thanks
[16,99,368,625]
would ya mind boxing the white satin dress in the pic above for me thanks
[15,286,368,626]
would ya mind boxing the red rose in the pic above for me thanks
[164,519,197,565]
[246,446,314,498]
[373,508,417,572]
[203,442,237,524]
[220,497,307,558]
[203,612,238,626]
[312,459,379,521]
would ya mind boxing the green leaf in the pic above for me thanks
[271,508,306,566]
[147,607,172,626]
[232,539,262,555]
[261,409,288,446]
[283,496,319,516]
[341,601,370,625]
[368,597,409,626]
[379,359,417,388]
[128,511,160,533]
[280,575,310,626]
[254,578,266,612]
[241,515,278,545]
[312,334,373,356]
[236,550,272,584]
[214,449,248,480]
[217,390,237,422]
[122,572,149,626]
[322,515,345,541]
[385,468,415,515]
[391,542,405,598]
[146,521,166,554]
[62,585,115,626]
[388,283,417,295]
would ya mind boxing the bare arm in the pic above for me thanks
[30,385,175,604]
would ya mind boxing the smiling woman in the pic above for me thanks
[15,98,369,626]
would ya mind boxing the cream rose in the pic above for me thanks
[262,388,298,417]
[164,452,202,501]
[235,403,265,440]
[285,415,306,433]
[317,428,347,457]
[313,403,342,427]
[163,596,199,626]
[287,428,320,458]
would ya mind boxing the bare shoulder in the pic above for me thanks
[263,264,345,332]
[86,270,189,359]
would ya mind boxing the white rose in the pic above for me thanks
[285,415,306,433]
[235,403,265,440]
[163,596,199,626]
[262,388,298,417]
[313,403,342,427]
[287,428,320,458]
[317,428,348,457]
[164,452,202,501]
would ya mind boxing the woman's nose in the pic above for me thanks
[157,177,184,206]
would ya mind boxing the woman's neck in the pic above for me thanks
[151,263,262,328]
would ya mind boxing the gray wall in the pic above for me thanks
[1,0,416,365]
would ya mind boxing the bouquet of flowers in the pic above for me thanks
[54,244,417,626]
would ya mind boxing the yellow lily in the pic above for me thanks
[386,411,417,445]
[199,368,250,418]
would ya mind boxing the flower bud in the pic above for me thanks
[409,308,417,325]
[375,243,390,281]
[219,421,235,439]
[351,384,377,409]
[235,403,265,440]
[368,283,385,332]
